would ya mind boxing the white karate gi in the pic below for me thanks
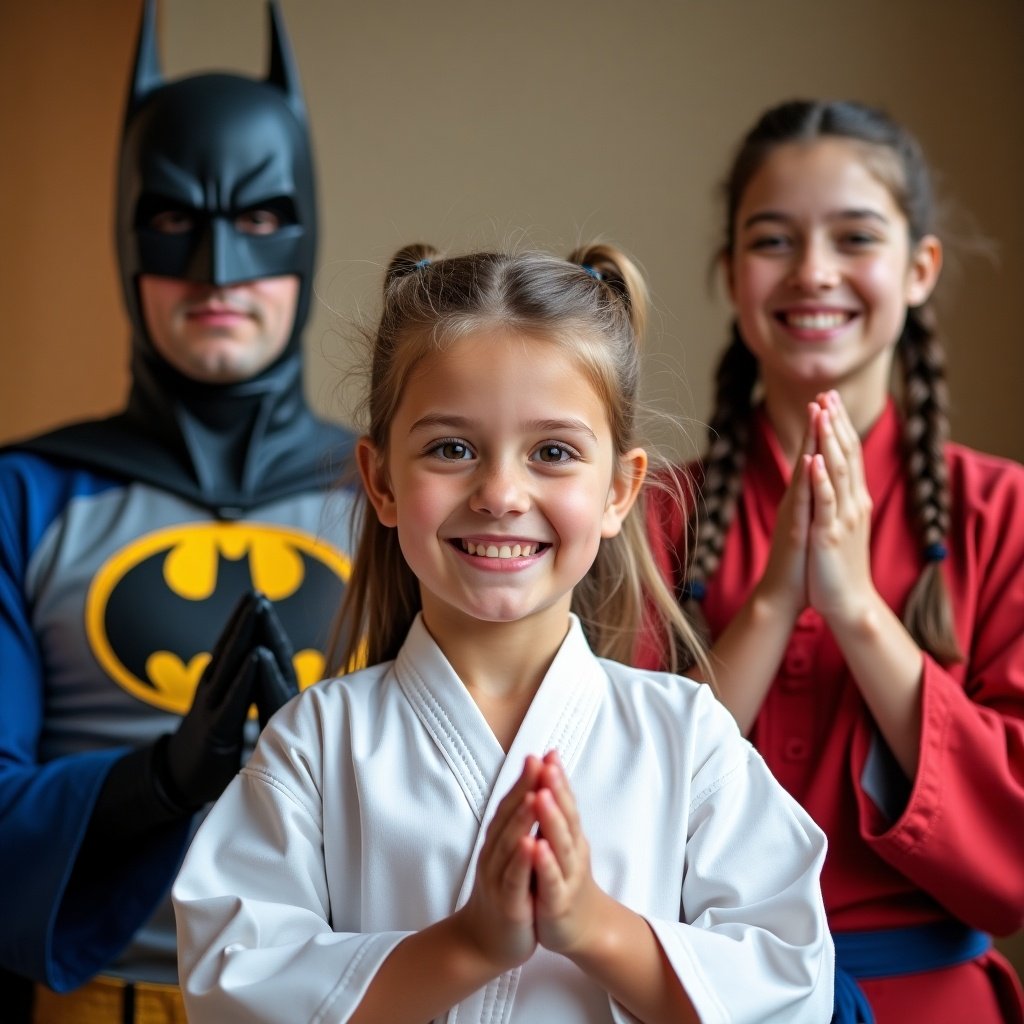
[173,615,834,1023]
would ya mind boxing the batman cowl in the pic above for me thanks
[11,0,353,514]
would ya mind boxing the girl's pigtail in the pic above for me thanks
[385,243,440,288]
[568,242,649,341]
[685,327,759,634]
[897,308,963,664]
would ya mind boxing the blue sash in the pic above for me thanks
[832,922,991,1023]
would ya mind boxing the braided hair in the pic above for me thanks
[687,99,962,664]
[683,327,758,632]
[896,304,961,661]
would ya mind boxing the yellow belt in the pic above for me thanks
[33,976,186,1024]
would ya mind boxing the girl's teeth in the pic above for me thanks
[786,311,847,330]
[462,541,535,558]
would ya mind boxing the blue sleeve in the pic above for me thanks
[0,453,190,990]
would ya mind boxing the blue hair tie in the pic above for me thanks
[414,257,432,270]
[581,263,603,281]
[682,580,707,602]
[924,542,948,563]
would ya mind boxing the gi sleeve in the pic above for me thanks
[173,708,408,1024]
[637,694,834,1024]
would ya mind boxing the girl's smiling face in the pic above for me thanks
[358,329,644,645]
[726,138,941,417]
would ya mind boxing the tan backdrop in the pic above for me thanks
[1,0,1021,975]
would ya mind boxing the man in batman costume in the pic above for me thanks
[0,2,355,1020]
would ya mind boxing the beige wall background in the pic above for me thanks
[2,0,1023,464]
[2,0,1022,974]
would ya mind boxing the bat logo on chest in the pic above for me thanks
[85,522,350,712]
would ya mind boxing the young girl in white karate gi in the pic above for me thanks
[173,243,835,1023]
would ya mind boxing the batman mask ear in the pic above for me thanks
[266,0,307,125]
[126,0,163,124]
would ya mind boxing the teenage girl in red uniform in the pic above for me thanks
[644,99,1024,1023]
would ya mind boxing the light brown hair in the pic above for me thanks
[335,242,711,678]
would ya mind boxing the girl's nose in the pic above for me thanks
[789,239,840,291]
[469,462,530,517]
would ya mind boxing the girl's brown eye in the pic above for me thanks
[535,445,572,464]
[438,441,470,460]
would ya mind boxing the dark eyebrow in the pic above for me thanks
[741,208,891,230]
[408,413,598,443]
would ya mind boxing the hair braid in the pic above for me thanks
[685,327,759,630]
[897,307,963,663]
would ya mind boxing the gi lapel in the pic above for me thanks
[398,615,605,1023]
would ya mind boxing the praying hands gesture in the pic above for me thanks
[463,751,604,964]
[355,751,697,1024]
[773,390,876,628]
[713,390,925,777]
[457,750,696,1024]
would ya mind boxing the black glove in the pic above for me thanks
[252,595,300,729]
[152,590,265,813]
[80,592,302,854]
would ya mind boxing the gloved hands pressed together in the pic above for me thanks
[152,591,300,814]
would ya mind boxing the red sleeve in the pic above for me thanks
[856,448,1024,936]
